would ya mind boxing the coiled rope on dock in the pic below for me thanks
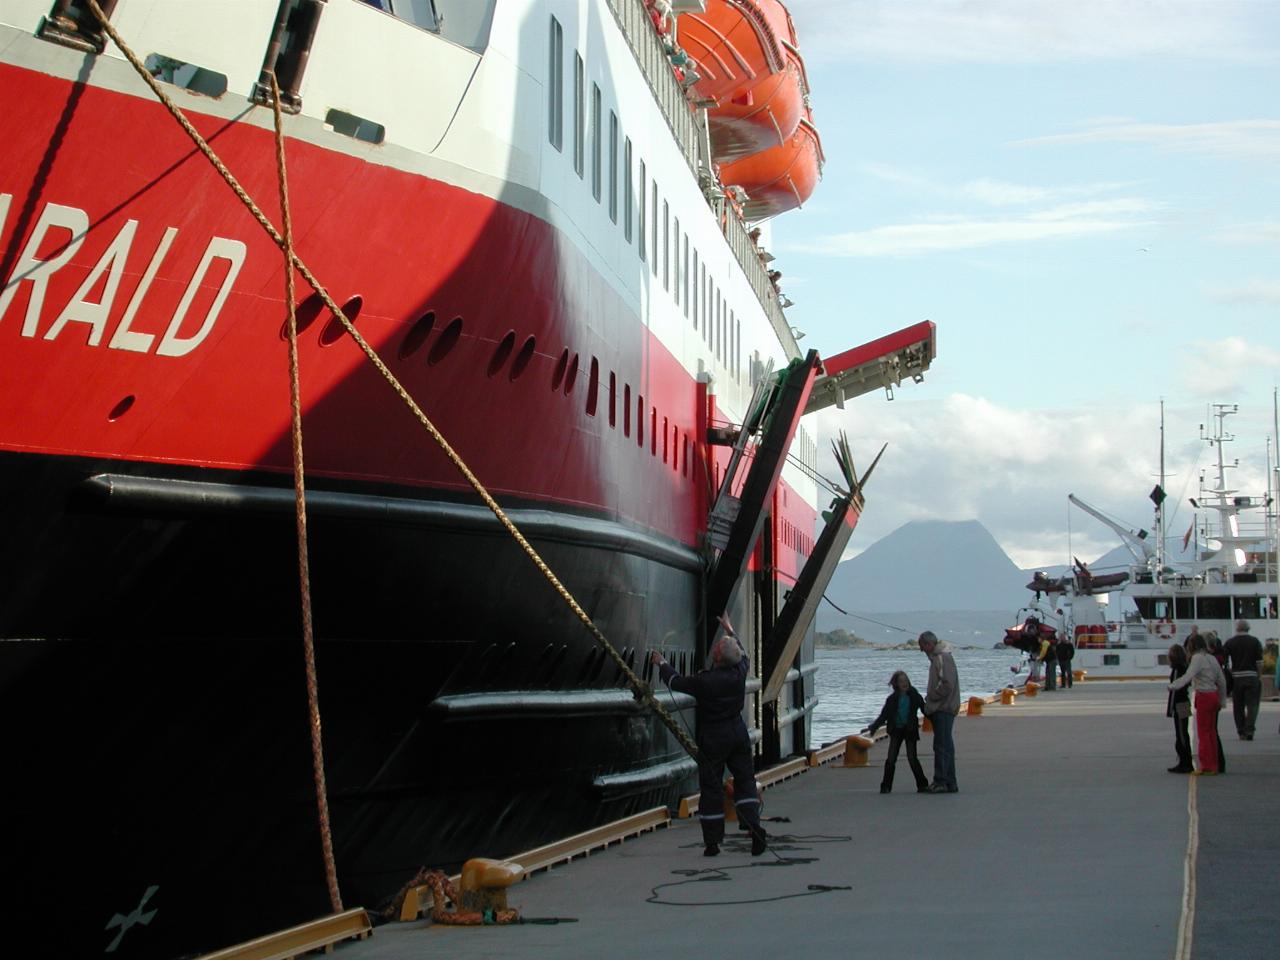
[85,0,701,781]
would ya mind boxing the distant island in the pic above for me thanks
[816,629,983,652]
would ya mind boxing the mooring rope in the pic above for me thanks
[268,72,343,914]
[84,1,700,763]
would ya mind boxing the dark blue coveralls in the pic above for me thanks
[658,651,764,848]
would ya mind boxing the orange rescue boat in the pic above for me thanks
[717,113,824,220]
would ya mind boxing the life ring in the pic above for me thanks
[1152,620,1175,640]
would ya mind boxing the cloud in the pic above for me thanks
[792,198,1158,257]
[1179,337,1280,394]
[795,0,1277,65]
[1208,280,1280,305]
[861,166,1139,208]
[1019,120,1280,161]
[1212,221,1280,246]
[811,394,1273,571]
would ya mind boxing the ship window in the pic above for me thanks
[591,83,602,202]
[672,217,680,303]
[623,138,633,241]
[662,201,670,291]
[638,161,647,262]
[38,0,119,53]
[637,395,644,446]
[552,349,569,390]
[547,16,563,151]
[691,250,699,326]
[563,353,579,395]
[398,311,435,359]
[662,416,669,463]
[108,395,135,421]
[1175,597,1195,620]
[608,372,617,427]
[683,235,690,317]
[254,0,326,113]
[1235,596,1263,619]
[143,54,228,98]
[279,292,326,340]
[319,295,363,346]
[736,315,741,380]
[683,434,689,477]
[608,111,619,223]
[573,53,585,178]
[586,357,599,415]
[1103,654,1120,666]
[510,336,536,380]
[1197,596,1229,620]
[624,384,632,436]
[427,316,462,364]
[325,109,385,144]
[651,407,657,455]
[651,181,659,276]
[487,330,516,377]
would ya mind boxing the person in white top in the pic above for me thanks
[1168,634,1228,774]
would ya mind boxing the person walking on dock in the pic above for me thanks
[1169,633,1228,775]
[866,671,930,794]
[651,619,768,857]
[1166,644,1194,773]
[918,631,959,793]
[1223,619,1263,740]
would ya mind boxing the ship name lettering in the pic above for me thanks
[0,194,246,357]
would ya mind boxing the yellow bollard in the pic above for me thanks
[1025,681,1040,697]
[967,696,985,716]
[1000,687,1016,705]
[1073,669,1086,682]
[842,735,873,767]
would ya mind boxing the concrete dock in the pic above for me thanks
[326,682,1277,960]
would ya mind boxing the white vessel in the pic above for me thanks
[1010,404,1279,679]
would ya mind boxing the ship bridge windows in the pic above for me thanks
[1134,598,1172,621]
[38,0,119,54]
[1175,596,1195,620]
[547,16,563,151]
[143,54,228,98]
[1197,596,1229,620]
[1235,596,1264,620]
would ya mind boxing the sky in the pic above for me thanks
[768,0,1280,568]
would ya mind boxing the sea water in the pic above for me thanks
[810,646,1032,745]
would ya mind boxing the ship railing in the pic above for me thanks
[606,0,799,359]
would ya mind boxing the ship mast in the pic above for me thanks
[1156,399,1166,582]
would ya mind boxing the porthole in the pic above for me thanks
[427,316,463,365]
[487,330,516,377]
[398,311,435,359]
[319,295,362,346]
[279,291,325,340]
[551,348,569,390]
[108,395,135,421]
[510,336,536,380]
[564,353,579,395]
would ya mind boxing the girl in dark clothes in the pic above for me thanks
[1166,644,1193,773]
[866,671,931,794]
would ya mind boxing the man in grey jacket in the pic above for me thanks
[918,630,960,793]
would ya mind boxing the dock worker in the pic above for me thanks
[918,630,960,793]
[651,619,768,857]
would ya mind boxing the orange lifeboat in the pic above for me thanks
[717,113,823,220]
[677,0,808,163]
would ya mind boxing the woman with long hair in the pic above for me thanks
[1169,633,1228,774]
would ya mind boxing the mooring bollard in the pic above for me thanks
[967,696,985,716]
[1025,681,1040,697]
[842,734,873,767]
[1000,687,1017,705]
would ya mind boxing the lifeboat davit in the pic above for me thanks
[718,114,823,220]
[677,0,809,163]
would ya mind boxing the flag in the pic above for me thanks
[1182,521,1194,551]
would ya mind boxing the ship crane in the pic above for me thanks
[1067,494,1155,567]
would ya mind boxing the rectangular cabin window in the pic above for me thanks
[662,417,669,463]
[651,408,658,455]
[1235,596,1263,619]
[651,181,659,276]
[573,53,585,178]
[624,385,632,436]
[735,315,742,380]
[547,17,563,150]
[682,434,690,477]
[662,208,674,293]
[1197,596,1229,620]
[1175,597,1195,620]
[623,139,633,241]
[638,162,647,262]
[692,250,699,327]
[682,235,690,317]
[637,396,645,446]
[591,83,602,202]
[671,216,680,302]
[608,111,619,223]
[609,372,617,427]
